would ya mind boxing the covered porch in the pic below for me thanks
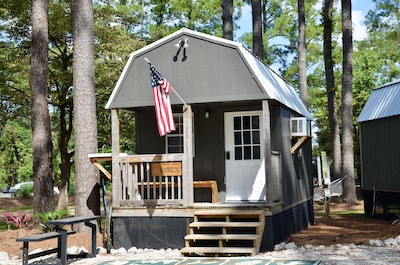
[100,103,278,209]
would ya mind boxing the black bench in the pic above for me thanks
[16,230,76,265]
[46,215,101,264]
[17,215,101,265]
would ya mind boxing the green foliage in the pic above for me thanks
[15,183,34,198]
[3,210,32,229]
[68,181,76,196]
[34,209,69,232]
[0,120,32,187]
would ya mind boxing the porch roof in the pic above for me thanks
[106,28,311,119]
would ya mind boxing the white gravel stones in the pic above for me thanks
[2,236,400,265]
[0,252,9,262]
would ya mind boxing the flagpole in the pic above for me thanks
[144,57,187,106]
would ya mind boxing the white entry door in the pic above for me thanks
[224,111,266,202]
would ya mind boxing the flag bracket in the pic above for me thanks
[144,57,187,106]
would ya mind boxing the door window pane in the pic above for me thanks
[235,147,242,160]
[234,117,241,130]
[252,116,259,129]
[234,132,242,145]
[243,116,250,129]
[252,131,260,144]
[244,146,251,160]
[243,131,251,144]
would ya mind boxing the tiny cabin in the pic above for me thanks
[357,80,400,216]
[103,28,314,254]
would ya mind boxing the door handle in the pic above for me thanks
[225,151,230,160]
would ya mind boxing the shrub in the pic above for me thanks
[15,183,33,198]
[3,210,32,229]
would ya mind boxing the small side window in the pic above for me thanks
[165,113,194,155]
[166,114,184,153]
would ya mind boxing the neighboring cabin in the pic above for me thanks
[357,80,400,216]
[103,28,314,253]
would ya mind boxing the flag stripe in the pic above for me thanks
[149,63,176,136]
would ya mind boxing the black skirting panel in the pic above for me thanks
[111,200,314,251]
[112,216,192,250]
[261,199,314,251]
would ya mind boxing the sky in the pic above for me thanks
[235,0,375,41]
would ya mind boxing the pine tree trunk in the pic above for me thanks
[71,0,100,228]
[57,105,73,211]
[298,0,308,107]
[252,0,263,59]
[31,0,55,213]
[341,0,357,203]
[323,0,341,182]
[222,0,233,40]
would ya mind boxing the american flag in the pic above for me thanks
[148,62,176,136]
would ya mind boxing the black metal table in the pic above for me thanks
[47,215,101,265]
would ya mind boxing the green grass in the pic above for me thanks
[0,205,33,212]
[0,221,10,230]
[315,209,364,217]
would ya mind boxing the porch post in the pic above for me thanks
[262,101,272,206]
[111,108,121,207]
[182,105,194,206]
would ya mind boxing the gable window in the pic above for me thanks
[165,113,194,154]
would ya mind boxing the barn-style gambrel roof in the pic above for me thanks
[106,28,311,119]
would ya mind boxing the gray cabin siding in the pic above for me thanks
[360,116,400,192]
[134,102,312,204]
[135,109,164,154]
[273,107,313,206]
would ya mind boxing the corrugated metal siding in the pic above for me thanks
[357,80,400,122]
[360,117,400,192]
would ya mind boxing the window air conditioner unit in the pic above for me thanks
[290,117,310,137]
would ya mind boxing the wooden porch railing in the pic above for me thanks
[118,154,186,206]
[90,152,219,206]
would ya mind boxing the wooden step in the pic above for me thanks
[184,234,259,241]
[189,221,261,228]
[194,210,264,217]
[194,209,264,214]
[182,209,265,257]
[180,246,257,256]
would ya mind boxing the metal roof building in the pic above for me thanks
[357,79,400,216]
[104,28,314,252]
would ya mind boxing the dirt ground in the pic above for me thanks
[0,196,399,259]
[0,196,104,259]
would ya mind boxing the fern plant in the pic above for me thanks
[34,209,69,232]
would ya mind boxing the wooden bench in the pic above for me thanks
[193,180,218,203]
[16,230,76,265]
[137,180,219,203]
